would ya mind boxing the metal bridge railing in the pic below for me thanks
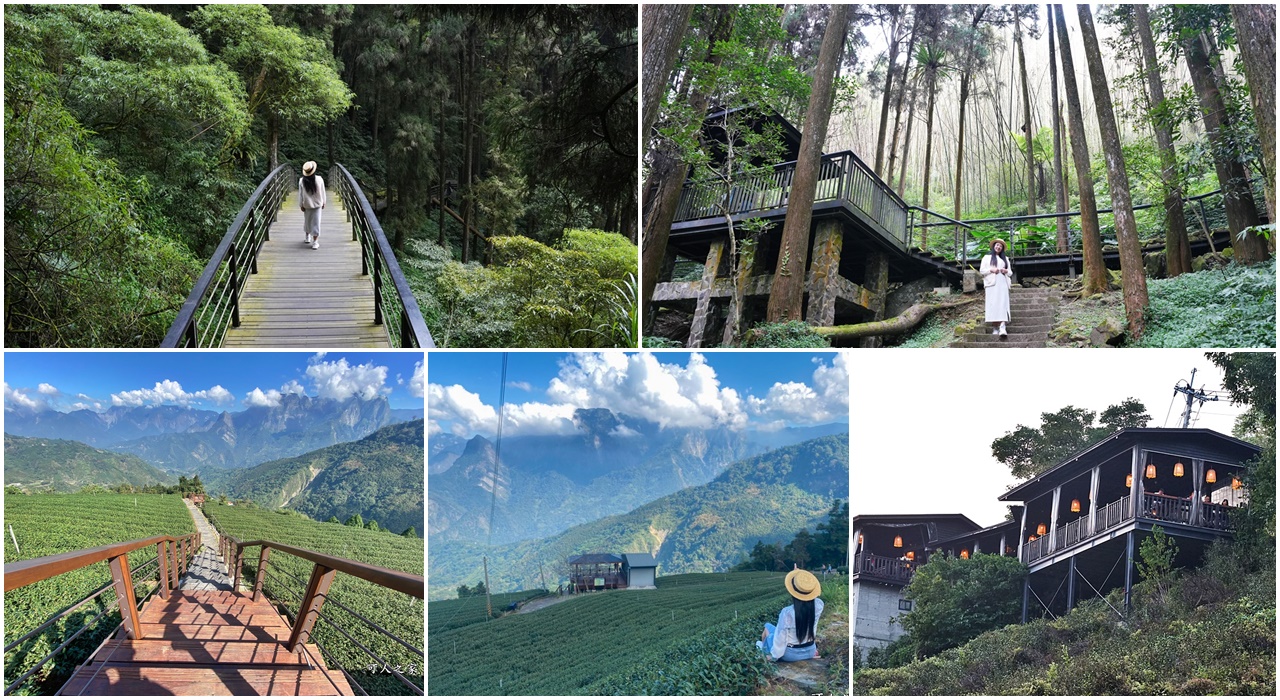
[329,164,434,348]
[161,165,294,348]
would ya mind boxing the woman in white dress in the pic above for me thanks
[980,239,1012,337]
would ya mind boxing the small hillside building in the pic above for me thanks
[622,553,658,589]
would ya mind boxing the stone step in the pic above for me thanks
[960,331,1051,344]
[1009,302,1058,311]
[951,340,1047,348]
[968,322,1054,334]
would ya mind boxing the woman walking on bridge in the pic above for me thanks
[300,161,327,250]
[981,239,1012,337]
[757,568,823,662]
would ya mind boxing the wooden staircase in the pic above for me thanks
[951,286,1061,348]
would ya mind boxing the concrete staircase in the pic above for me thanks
[951,286,1061,348]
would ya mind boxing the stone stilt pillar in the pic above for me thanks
[805,219,845,327]
[859,249,890,348]
[687,240,725,348]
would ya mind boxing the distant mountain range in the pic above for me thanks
[428,409,845,547]
[207,420,425,535]
[4,397,422,472]
[428,434,849,599]
[3,433,175,492]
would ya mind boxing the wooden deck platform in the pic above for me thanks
[222,191,389,348]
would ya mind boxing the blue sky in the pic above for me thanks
[3,351,425,412]
[428,351,849,438]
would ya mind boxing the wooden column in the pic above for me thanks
[1190,458,1205,526]
[687,240,725,348]
[1017,503,1030,561]
[287,563,338,651]
[1123,531,1135,614]
[169,540,180,590]
[254,547,272,602]
[109,554,141,640]
[1021,576,1030,623]
[1048,487,1062,552]
[1066,556,1076,611]
[805,219,844,326]
[232,545,244,593]
[156,542,170,600]
[859,248,890,348]
[1087,465,1101,536]
[1129,448,1144,517]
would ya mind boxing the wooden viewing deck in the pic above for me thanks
[222,191,389,348]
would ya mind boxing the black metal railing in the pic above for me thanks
[672,151,910,245]
[162,165,294,347]
[329,165,434,348]
[854,552,914,583]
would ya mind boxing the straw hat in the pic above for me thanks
[302,161,317,176]
[991,239,1008,252]
[784,568,821,601]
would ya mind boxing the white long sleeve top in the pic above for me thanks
[766,599,824,660]
[299,175,327,210]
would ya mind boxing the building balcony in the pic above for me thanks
[1023,493,1235,564]
[853,552,915,585]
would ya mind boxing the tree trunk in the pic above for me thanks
[767,3,850,322]
[885,16,919,192]
[438,90,447,247]
[1134,5,1191,277]
[641,4,694,141]
[1014,10,1035,216]
[1078,5,1148,338]
[1231,4,1276,224]
[920,65,939,239]
[1183,29,1268,263]
[896,70,920,200]
[812,296,977,341]
[952,6,988,244]
[874,6,903,176]
[268,113,280,173]
[1054,4,1108,294]
[640,6,735,314]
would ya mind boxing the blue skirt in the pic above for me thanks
[756,622,817,662]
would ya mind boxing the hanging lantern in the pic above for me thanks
[905,551,915,561]
[1232,476,1243,490]
[893,535,903,548]
[1173,462,1185,477]
[1071,499,1081,513]
[857,534,864,545]
[1206,469,1217,483]
[1036,523,1047,536]
[1126,473,1134,488]
[1028,534,1037,542]
[1146,463,1157,479]
[960,549,970,560]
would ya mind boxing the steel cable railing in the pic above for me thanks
[162,165,295,347]
[329,164,434,348]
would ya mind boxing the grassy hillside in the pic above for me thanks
[428,590,549,636]
[852,543,1276,695]
[212,420,424,535]
[3,433,174,491]
[203,503,423,696]
[428,434,848,599]
[429,571,847,695]
[3,493,195,693]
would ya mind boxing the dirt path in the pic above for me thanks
[514,593,576,615]
[180,498,232,591]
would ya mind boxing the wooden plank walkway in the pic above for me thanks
[59,502,352,695]
[222,191,390,348]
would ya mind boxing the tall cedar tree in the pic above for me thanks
[1046,5,1069,252]
[1230,5,1277,224]
[641,5,693,140]
[1133,5,1192,277]
[951,5,989,237]
[766,3,851,322]
[1054,4,1108,294]
[873,5,905,177]
[641,6,735,315]
[1014,5,1035,216]
[884,10,919,192]
[1181,24,1268,263]
[1077,5,1148,338]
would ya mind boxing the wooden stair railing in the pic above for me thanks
[3,534,200,693]
[219,533,425,695]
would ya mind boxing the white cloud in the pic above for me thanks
[427,419,443,435]
[306,358,389,401]
[4,383,41,411]
[610,424,641,438]
[110,380,235,408]
[281,380,306,395]
[508,381,534,392]
[37,383,59,396]
[409,362,425,398]
[71,402,91,411]
[243,387,283,408]
[748,352,849,426]
[428,383,499,436]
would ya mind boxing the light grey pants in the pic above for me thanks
[303,207,322,239]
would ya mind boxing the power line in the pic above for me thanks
[1173,367,1219,429]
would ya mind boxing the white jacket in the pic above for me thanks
[980,253,1011,288]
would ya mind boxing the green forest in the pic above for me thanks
[5,4,637,348]
[643,4,1275,348]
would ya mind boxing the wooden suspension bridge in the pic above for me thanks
[162,164,433,348]
[3,501,424,696]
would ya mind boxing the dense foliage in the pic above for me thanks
[4,4,637,348]
[1132,258,1277,348]
[899,553,1028,658]
[3,434,174,492]
[3,494,195,694]
[215,420,424,535]
[203,503,423,695]
[991,398,1151,478]
[430,572,842,695]
[737,500,849,571]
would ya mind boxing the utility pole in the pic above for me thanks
[1174,368,1219,428]
[484,556,492,620]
